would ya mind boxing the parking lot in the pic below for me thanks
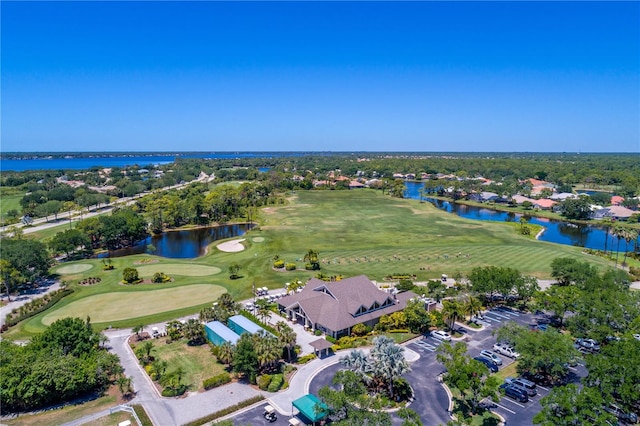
[229,305,590,426]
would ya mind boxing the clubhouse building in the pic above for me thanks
[277,275,416,339]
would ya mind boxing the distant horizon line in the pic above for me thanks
[2,150,639,155]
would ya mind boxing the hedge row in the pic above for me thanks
[3,288,74,329]
[132,404,153,426]
[203,373,231,390]
[181,395,265,426]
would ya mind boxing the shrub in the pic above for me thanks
[123,267,140,284]
[285,263,297,271]
[152,272,170,283]
[273,260,285,269]
[351,323,369,337]
[297,354,317,364]
[203,373,231,390]
[314,329,322,336]
[161,386,187,397]
[267,374,284,392]
[257,374,272,391]
[325,335,336,344]
[304,263,314,270]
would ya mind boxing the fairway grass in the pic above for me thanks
[136,263,222,276]
[54,263,94,274]
[7,188,617,340]
[41,284,225,324]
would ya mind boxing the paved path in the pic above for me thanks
[0,279,61,328]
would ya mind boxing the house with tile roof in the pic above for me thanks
[277,275,416,338]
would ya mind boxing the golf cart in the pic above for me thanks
[263,405,277,422]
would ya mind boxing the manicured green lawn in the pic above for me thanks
[6,189,616,339]
[0,193,22,217]
[134,336,226,392]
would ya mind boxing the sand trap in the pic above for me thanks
[217,239,246,252]
[55,263,93,274]
[252,237,265,242]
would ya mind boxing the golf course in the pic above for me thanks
[6,189,615,338]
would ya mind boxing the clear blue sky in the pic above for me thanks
[2,1,638,153]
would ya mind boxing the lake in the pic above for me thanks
[404,182,637,253]
[1,152,307,172]
[99,223,254,259]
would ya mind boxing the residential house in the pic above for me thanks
[277,275,416,338]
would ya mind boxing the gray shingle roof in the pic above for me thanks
[278,275,416,332]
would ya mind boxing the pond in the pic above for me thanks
[404,182,637,252]
[99,223,254,259]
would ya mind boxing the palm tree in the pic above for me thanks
[254,331,280,373]
[304,249,320,270]
[369,336,410,398]
[255,298,271,324]
[441,300,463,331]
[132,324,144,340]
[275,321,297,361]
[463,295,483,321]
[340,349,371,381]
[217,342,234,368]
[141,341,155,364]
[601,217,613,255]
[622,227,638,267]
[613,224,626,267]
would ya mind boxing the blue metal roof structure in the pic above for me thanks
[227,314,266,335]
[205,320,240,346]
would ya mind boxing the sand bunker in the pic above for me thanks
[217,239,246,252]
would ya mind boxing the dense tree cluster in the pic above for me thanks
[437,341,500,415]
[75,207,148,250]
[0,237,51,299]
[0,317,121,413]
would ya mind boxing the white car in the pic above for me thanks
[480,349,503,365]
[493,343,520,359]
[431,330,452,342]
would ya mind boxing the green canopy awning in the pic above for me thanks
[292,394,329,423]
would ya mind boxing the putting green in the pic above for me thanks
[41,284,225,325]
[252,237,265,242]
[136,264,221,276]
[55,263,93,274]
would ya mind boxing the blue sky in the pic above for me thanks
[2,1,638,153]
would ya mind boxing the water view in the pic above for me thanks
[100,223,254,259]
[404,182,637,253]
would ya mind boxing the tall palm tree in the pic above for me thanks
[622,228,638,266]
[601,217,613,255]
[441,300,463,331]
[255,298,271,324]
[463,295,483,321]
[254,331,280,373]
[613,224,626,267]
[369,336,410,398]
[275,321,297,361]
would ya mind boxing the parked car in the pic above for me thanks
[480,350,503,365]
[604,404,638,424]
[493,343,520,359]
[431,330,452,342]
[576,338,601,352]
[505,377,537,396]
[632,334,640,342]
[473,356,499,373]
[499,383,529,403]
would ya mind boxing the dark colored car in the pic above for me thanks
[499,383,529,403]
[473,356,499,373]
